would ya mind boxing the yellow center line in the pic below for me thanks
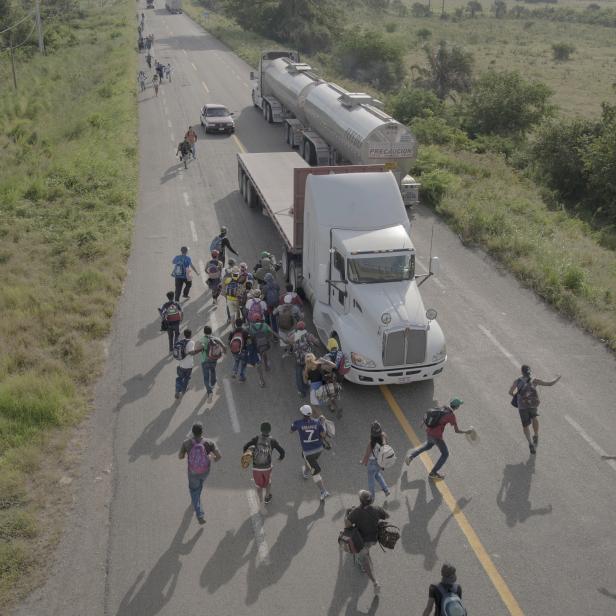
[380,385,525,616]
[232,134,246,153]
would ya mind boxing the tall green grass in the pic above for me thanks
[0,2,136,608]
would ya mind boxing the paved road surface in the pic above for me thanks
[16,5,616,616]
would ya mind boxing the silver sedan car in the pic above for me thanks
[200,104,235,134]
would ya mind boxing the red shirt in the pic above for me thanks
[426,410,457,439]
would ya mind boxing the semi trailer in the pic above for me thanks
[250,50,421,207]
[236,152,446,385]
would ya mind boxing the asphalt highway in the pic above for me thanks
[15,4,616,616]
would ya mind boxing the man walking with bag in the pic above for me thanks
[242,422,285,505]
[159,291,183,354]
[405,398,471,480]
[172,246,200,302]
[421,563,466,616]
[178,422,221,525]
[345,490,389,595]
[199,325,227,401]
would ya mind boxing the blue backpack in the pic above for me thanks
[437,584,466,616]
[210,236,223,253]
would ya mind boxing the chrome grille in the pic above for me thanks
[383,328,427,367]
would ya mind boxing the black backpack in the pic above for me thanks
[377,522,401,551]
[424,407,447,428]
[173,339,188,360]
[252,435,272,467]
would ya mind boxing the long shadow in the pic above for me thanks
[327,550,378,616]
[137,315,164,347]
[115,354,172,412]
[598,587,616,600]
[244,496,325,605]
[199,518,256,592]
[128,403,178,462]
[116,507,203,616]
[161,162,185,185]
[496,456,552,527]
[400,476,469,571]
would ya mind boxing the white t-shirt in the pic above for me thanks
[179,339,196,369]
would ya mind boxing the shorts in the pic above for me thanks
[357,541,376,564]
[252,468,272,488]
[303,451,322,475]
[518,407,539,428]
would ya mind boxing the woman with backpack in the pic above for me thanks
[228,319,248,380]
[303,353,335,406]
[262,273,280,333]
[361,421,392,501]
[199,326,226,400]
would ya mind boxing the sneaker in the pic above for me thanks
[320,490,330,501]
[529,443,536,455]
[206,391,213,401]
[429,471,445,480]
[239,376,246,382]
[533,435,539,447]
[405,455,414,466]
[183,295,190,300]
[384,489,391,498]
[264,494,273,504]
[259,380,266,388]
[197,516,206,525]
[174,391,181,399]
[373,582,381,595]
[302,466,309,480]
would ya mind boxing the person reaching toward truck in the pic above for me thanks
[209,226,238,266]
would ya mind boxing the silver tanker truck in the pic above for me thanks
[250,50,421,207]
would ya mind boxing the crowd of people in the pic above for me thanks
[136,14,172,98]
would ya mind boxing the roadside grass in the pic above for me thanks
[187,2,616,349]
[0,2,136,608]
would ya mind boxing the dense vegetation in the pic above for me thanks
[0,1,136,606]
[190,0,616,349]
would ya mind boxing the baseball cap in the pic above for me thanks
[300,405,312,416]
[449,398,463,409]
[284,294,292,304]
[327,338,338,351]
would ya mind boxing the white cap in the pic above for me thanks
[300,405,312,416]
[284,294,292,304]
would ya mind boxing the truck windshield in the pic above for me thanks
[347,254,415,283]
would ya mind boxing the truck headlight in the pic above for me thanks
[351,352,376,369]
[432,344,447,363]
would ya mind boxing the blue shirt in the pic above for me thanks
[291,418,324,454]
[172,255,192,278]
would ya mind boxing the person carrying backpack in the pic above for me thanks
[248,318,275,371]
[173,328,201,400]
[361,421,392,502]
[171,246,199,302]
[274,295,302,352]
[345,490,389,596]
[279,283,303,307]
[205,250,223,305]
[405,398,471,480]
[509,364,561,455]
[199,326,227,400]
[422,563,466,616]
[238,327,266,388]
[227,318,248,380]
[291,323,319,397]
[178,422,221,525]
[262,272,280,333]
[242,422,285,505]
[322,338,351,379]
[209,226,238,266]
[223,269,242,324]
[245,288,267,323]
[159,291,183,353]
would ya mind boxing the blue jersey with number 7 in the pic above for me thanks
[291,418,324,454]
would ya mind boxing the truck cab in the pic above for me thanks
[301,171,446,384]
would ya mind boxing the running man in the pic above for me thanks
[291,405,330,501]
[178,422,221,525]
[171,246,199,302]
[509,365,561,454]
[152,72,159,96]
[345,490,389,596]
[185,126,198,159]
[405,398,471,480]
[174,328,200,400]
[421,563,465,616]
[199,325,226,400]
[243,422,285,505]
[159,290,183,353]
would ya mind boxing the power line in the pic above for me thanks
[0,20,37,52]
[0,10,34,36]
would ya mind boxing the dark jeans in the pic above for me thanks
[167,324,180,352]
[174,277,192,301]
[175,366,192,394]
[188,471,209,519]
[201,361,217,394]
[410,437,449,474]
[295,363,307,396]
[266,309,278,333]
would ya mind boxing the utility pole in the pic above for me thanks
[35,0,45,54]
[9,32,17,90]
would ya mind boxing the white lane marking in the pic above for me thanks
[202,80,209,94]
[183,49,188,56]
[223,378,241,434]
[191,62,197,71]
[246,490,270,564]
[477,325,520,368]
[198,259,207,288]
[189,220,198,243]
[564,415,616,472]
[182,191,190,207]
[167,119,172,128]
[169,134,175,144]
[242,82,250,88]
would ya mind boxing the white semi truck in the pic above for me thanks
[250,50,421,207]
[236,152,446,385]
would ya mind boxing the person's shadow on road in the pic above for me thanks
[244,496,325,605]
[137,316,164,347]
[400,476,469,571]
[128,403,178,462]
[161,163,185,185]
[115,507,203,616]
[115,354,171,412]
[598,587,616,600]
[496,456,552,527]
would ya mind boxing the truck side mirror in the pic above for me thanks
[250,71,255,80]
[429,256,440,276]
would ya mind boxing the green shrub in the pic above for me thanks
[552,42,575,62]
[411,116,471,148]
[387,86,442,125]
[418,169,457,207]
